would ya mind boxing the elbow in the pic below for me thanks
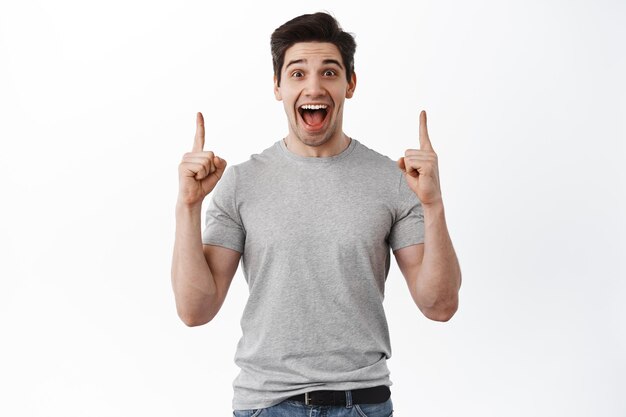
[424,307,456,322]
[176,307,213,327]
[180,315,210,327]
[420,297,459,322]
[171,285,218,327]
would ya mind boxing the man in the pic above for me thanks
[171,12,461,416]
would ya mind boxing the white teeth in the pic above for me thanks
[300,104,328,110]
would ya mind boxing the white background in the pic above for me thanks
[1,0,625,416]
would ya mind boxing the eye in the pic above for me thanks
[291,70,304,78]
[323,69,337,77]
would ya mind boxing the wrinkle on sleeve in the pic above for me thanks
[388,171,425,251]
[201,166,245,253]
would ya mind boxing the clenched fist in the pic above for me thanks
[397,110,442,206]
[177,112,227,207]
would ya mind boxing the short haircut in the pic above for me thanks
[271,12,357,86]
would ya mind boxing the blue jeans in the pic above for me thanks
[232,395,394,417]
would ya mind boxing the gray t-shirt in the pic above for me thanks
[202,138,425,410]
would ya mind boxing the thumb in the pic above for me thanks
[199,156,227,193]
[213,156,227,177]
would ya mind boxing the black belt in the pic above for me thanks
[287,385,390,406]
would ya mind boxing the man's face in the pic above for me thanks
[274,42,356,148]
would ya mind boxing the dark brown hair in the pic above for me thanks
[271,12,356,86]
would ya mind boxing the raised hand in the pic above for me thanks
[177,112,227,206]
[397,110,442,206]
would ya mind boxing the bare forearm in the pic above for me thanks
[416,201,461,319]
[171,201,217,321]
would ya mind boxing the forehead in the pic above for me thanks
[283,42,343,68]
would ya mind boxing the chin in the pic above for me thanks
[298,133,333,147]
[302,134,329,145]
[297,124,337,146]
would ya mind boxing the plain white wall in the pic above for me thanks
[1,0,624,416]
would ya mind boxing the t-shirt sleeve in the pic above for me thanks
[201,166,245,253]
[388,171,425,251]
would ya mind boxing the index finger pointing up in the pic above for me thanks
[193,112,205,152]
[419,110,433,151]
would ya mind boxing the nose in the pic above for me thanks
[303,75,326,97]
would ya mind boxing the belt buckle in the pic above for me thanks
[304,392,312,405]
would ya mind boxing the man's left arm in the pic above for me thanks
[394,110,462,322]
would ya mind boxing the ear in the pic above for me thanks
[273,75,282,101]
[346,71,357,99]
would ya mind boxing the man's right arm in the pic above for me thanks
[171,202,240,326]
[171,112,239,326]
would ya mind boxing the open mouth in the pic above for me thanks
[298,104,329,130]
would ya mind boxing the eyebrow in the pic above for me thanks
[285,59,344,70]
